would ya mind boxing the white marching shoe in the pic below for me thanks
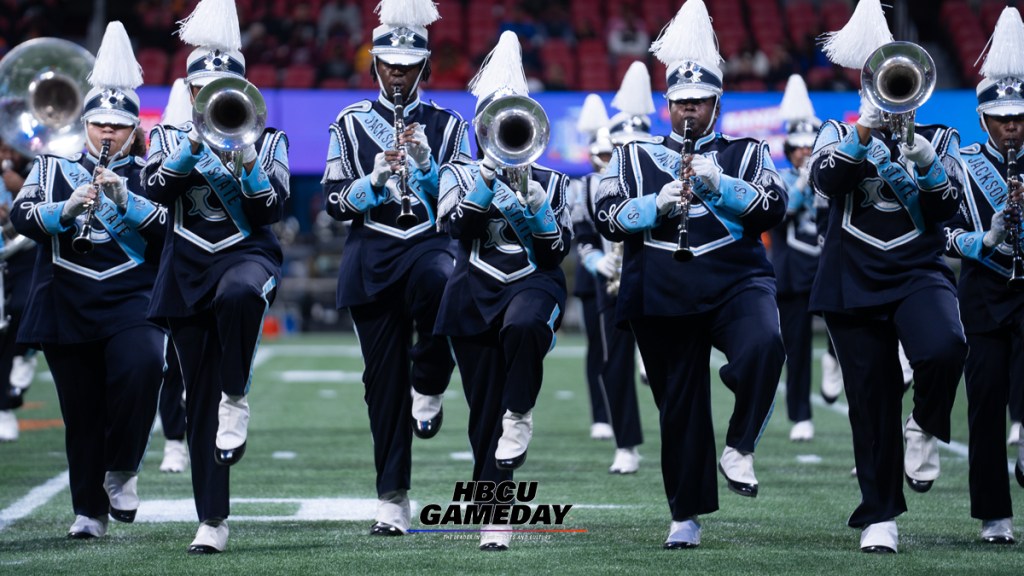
[160,440,189,473]
[215,393,249,466]
[664,517,701,549]
[411,389,443,439]
[10,353,37,393]
[0,410,18,442]
[103,471,139,523]
[479,524,510,551]
[820,351,843,403]
[860,521,897,553]
[609,447,640,474]
[981,518,1015,544]
[67,515,108,539]
[188,519,229,554]
[719,446,758,497]
[370,490,410,536]
[495,409,533,470]
[789,420,814,442]
[589,422,614,440]
[1008,421,1022,446]
[903,415,939,493]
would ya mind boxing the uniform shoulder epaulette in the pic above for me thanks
[335,100,373,123]
[427,100,465,121]
[959,143,982,155]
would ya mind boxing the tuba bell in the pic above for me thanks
[861,41,936,146]
[0,37,95,158]
[192,76,266,177]
[475,92,550,196]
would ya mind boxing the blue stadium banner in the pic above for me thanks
[136,87,986,177]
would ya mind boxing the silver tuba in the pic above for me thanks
[861,41,936,146]
[0,37,94,158]
[192,76,266,177]
[475,92,550,197]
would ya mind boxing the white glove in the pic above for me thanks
[795,166,810,191]
[62,184,95,220]
[405,123,431,170]
[187,123,203,146]
[95,168,128,208]
[984,209,1009,248]
[370,152,392,187]
[899,138,936,169]
[241,144,258,165]
[524,180,548,214]
[656,180,683,215]
[480,156,498,182]
[595,252,619,279]
[690,154,721,191]
[856,94,884,130]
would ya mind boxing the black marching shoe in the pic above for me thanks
[369,522,404,536]
[109,507,136,523]
[904,473,933,494]
[215,442,246,466]
[495,451,527,471]
[1016,461,1024,489]
[412,407,443,439]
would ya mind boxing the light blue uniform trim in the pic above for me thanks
[245,275,278,395]
[240,163,273,198]
[347,176,386,212]
[94,197,147,265]
[194,153,253,237]
[695,173,758,216]
[39,202,71,234]
[614,194,659,232]
[835,128,868,160]
[466,174,496,207]
[163,141,202,174]
[413,158,440,198]
[753,400,775,449]
[120,192,159,228]
[546,303,560,353]
[915,158,947,190]
[955,230,989,261]
[525,204,557,234]
[582,251,602,274]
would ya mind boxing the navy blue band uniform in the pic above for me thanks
[944,139,1024,524]
[12,150,165,522]
[142,122,289,524]
[594,130,787,520]
[0,176,37,413]
[573,172,642,452]
[436,160,571,485]
[770,166,820,425]
[321,93,469,510]
[809,121,967,529]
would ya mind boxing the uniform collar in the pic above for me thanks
[377,92,421,118]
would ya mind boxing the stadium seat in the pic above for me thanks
[247,64,279,89]
[282,65,316,89]
[137,48,169,86]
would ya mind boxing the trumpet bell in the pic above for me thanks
[475,93,550,169]
[0,38,94,158]
[192,76,267,153]
[861,41,935,115]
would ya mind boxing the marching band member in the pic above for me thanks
[321,0,468,537]
[570,94,612,442]
[436,30,572,551]
[142,0,290,553]
[943,6,1024,545]
[812,0,966,553]
[0,139,37,442]
[770,74,821,441]
[12,22,165,538]
[595,0,787,548]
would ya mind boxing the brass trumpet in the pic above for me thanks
[475,92,550,197]
[861,41,936,146]
[192,77,266,177]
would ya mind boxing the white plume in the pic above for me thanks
[610,61,655,116]
[375,0,441,28]
[650,0,722,67]
[162,78,192,126]
[469,31,529,98]
[978,7,1024,78]
[577,94,609,135]
[88,21,143,90]
[177,0,242,51]
[779,74,816,122]
[820,0,893,69]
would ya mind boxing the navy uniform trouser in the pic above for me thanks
[599,309,642,449]
[159,339,186,441]
[168,261,276,522]
[580,294,609,425]
[824,285,966,528]
[965,320,1023,521]
[349,250,454,497]
[44,325,163,519]
[1009,340,1024,423]
[450,289,560,488]
[631,287,785,521]
[778,291,813,423]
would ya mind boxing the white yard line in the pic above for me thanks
[0,471,69,532]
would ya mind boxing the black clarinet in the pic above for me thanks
[673,120,695,262]
[1005,139,1024,290]
[393,87,418,228]
[71,138,111,255]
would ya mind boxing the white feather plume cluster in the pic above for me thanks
[820,0,893,69]
[610,61,655,116]
[978,7,1024,78]
[469,31,529,98]
[177,0,242,51]
[88,21,143,90]
[162,78,192,126]
[577,94,609,134]
[779,74,816,122]
[375,0,441,28]
[650,0,722,68]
